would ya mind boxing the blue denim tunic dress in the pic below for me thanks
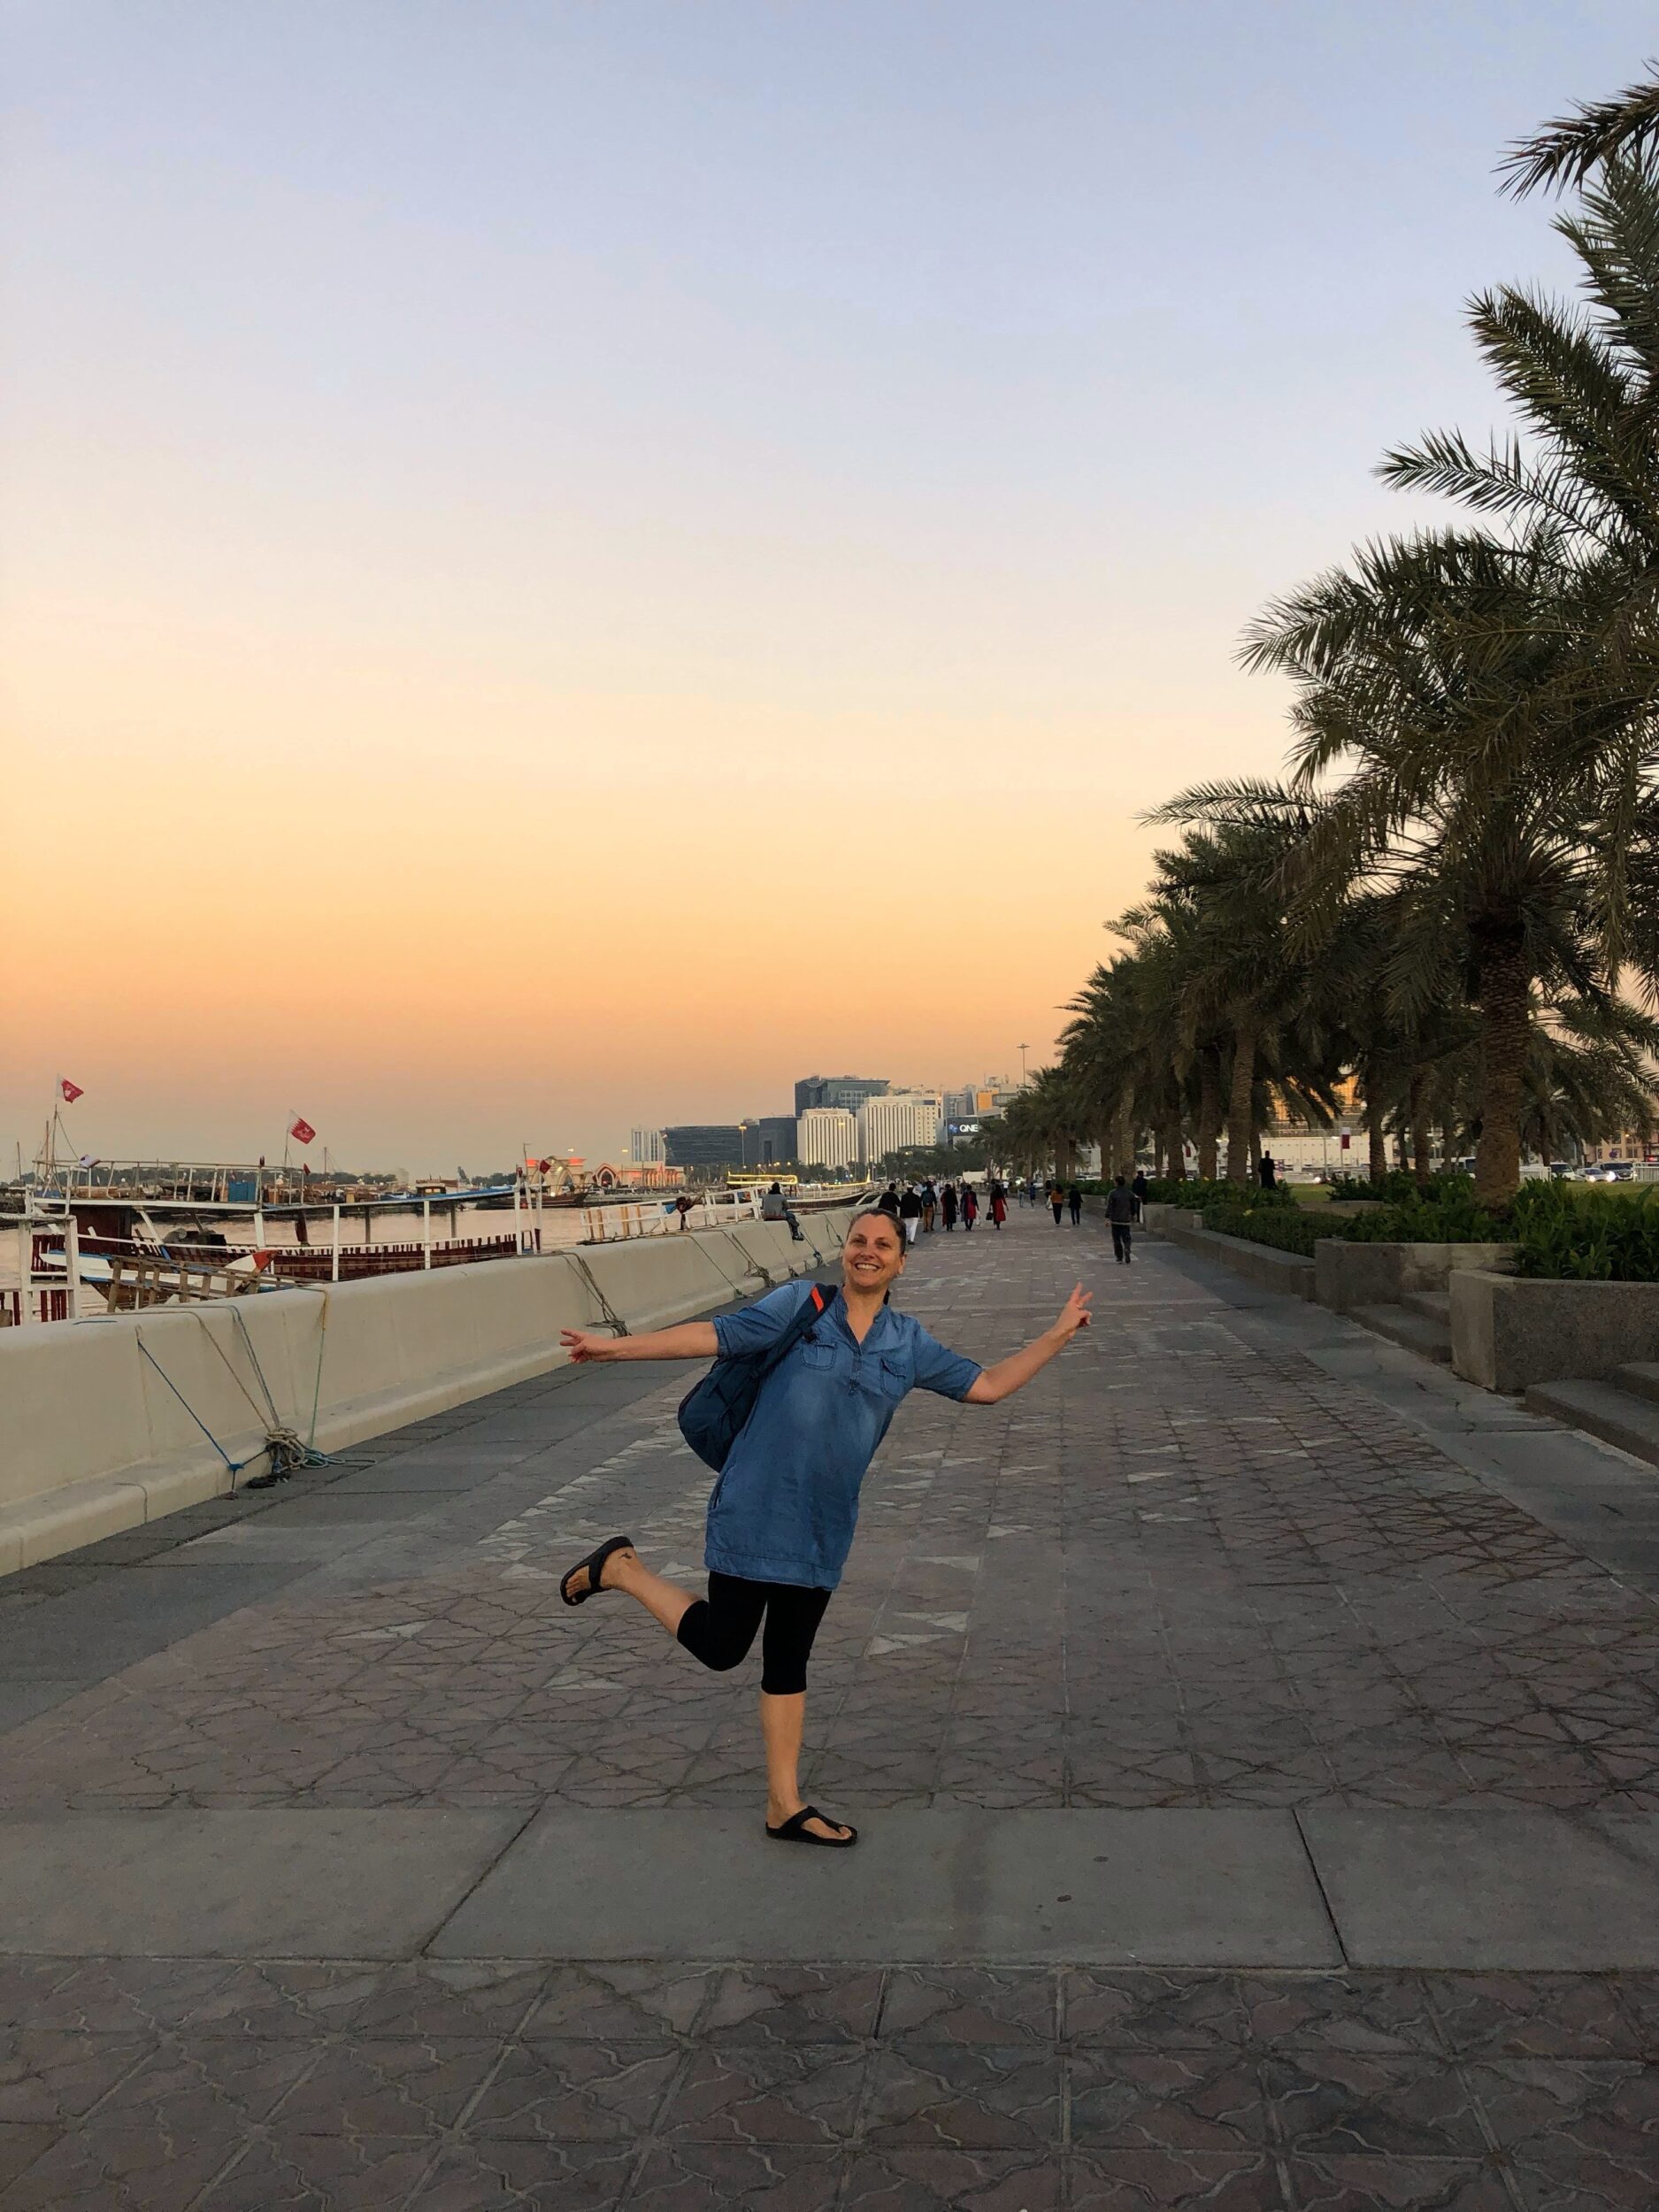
[705,1282,981,1589]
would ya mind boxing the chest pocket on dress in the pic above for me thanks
[800,1341,838,1371]
[872,1356,909,1399]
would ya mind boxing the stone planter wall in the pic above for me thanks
[1451,1271,1659,1394]
[1313,1240,1517,1315]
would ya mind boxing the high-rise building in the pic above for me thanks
[755,1115,797,1167]
[628,1126,667,1166]
[664,1125,745,1171]
[856,1092,939,1165]
[795,1075,890,1117]
[797,1107,859,1171]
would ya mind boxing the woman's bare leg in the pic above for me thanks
[758,1692,850,1841]
[566,1545,694,1636]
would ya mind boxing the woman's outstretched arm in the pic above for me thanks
[964,1284,1091,1404]
[560,1321,719,1363]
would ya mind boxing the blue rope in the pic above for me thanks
[135,1334,260,1482]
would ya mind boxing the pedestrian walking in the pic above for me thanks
[920,1179,937,1233]
[1259,1151,1278,1190]
[1131,1168,1149,1210]
[989,1179,1008,1230]
[557,1208,1093,1848]
[941,1182,958,1232]
[877,1183,901,1218]
[1049,1183,1065,1226]
[899,1183,923,1246]
[1067,1181,1083,1226]
[960,1184,979,1232]
[1104,1172,1136,1263]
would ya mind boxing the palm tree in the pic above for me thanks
[1502,68,1659,196]
[1239,528,1646,1203]
[1139,795,1329,1184]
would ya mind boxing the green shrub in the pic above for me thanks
[1509,1181,1659,1280]
[1145,1177,1295,1211]
[1202,1205,1325,1255]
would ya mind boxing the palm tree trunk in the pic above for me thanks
[1197,1049,1222,1181]
[1474,946,1530,1209]
[1225,1025,1256,1185]
[1409,1069,1431,1189]
[1164,1095,1186,1180]
[1367,1095,1386,1184]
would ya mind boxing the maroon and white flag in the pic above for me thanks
[59,1077,84,1103]
[289,1115,317,1146]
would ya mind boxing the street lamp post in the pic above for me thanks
[1018,1042,1029,1088]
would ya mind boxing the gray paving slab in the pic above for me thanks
[430,1809,1343,1965]
[0,1809,525,1956]
[1299,1808,1659,1969]
[0,1681,88,1734]
[0,1564,296,1678]
[326,1455,531,1494]
[150,1522,403,1564]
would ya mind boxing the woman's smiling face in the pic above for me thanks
[841,1210,907,1294]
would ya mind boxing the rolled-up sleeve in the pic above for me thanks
[711,1283,813,1359]
[908,1323,981,1401]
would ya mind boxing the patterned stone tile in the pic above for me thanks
[1069,2051,1269,2155]
[270,2037,500,2135]
[695,1967,883,2045]
[1264,2055,1489,2159]
[1069,2149,1288,2209]
[197,2131,439,2210]
[522,1965,714,2041]
[629,2141,845,2208]
[0,2101,241,2210]
[841,2145,1061,2209]
[464,2040,681,2140]
[1063,1972,1248,2050]
[0,2031,151,2127]
[862,2045,1063,2151]
[411,2137,639,2209]
[877,1969,1056,2046]
[1281,2154,1515,2208]
[1233,1976,1442,2055]
[656,2042,865,2146]
[1423,1976,1641,2061]
[348,1962,548,2040]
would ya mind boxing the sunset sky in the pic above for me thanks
[4,3,1650,1171]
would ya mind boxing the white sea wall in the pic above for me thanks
[0,1209,857,1575]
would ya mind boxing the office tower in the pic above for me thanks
[664,1125,745,1171]
[794,1075,890,1117]
[856,1092,940,1166]
[797,1107,859,1171]
[628,1126,667,1166]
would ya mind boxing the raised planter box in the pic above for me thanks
[1314,1240,1517,1315]
[1451,1272,1659,1395]
[1150,1219,1316,1299]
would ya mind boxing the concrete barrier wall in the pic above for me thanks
[0,1209,856,1575]
[1451,1271,1659,1394]
[1148,1219,1317,1299]
[1314,1240,1517,1314]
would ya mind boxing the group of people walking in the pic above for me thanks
[877,1177,1010,1237]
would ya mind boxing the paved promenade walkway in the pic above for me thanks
[2,1210,1658,2206]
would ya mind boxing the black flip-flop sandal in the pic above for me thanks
[559,1533,635,1608]
[766,1804,858,1848]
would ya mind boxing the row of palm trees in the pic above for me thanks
[998,75,1659,1210]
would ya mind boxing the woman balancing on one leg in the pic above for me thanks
[557,1207,1092,1847]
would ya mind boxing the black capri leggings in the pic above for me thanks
[676,1571,833,1695]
